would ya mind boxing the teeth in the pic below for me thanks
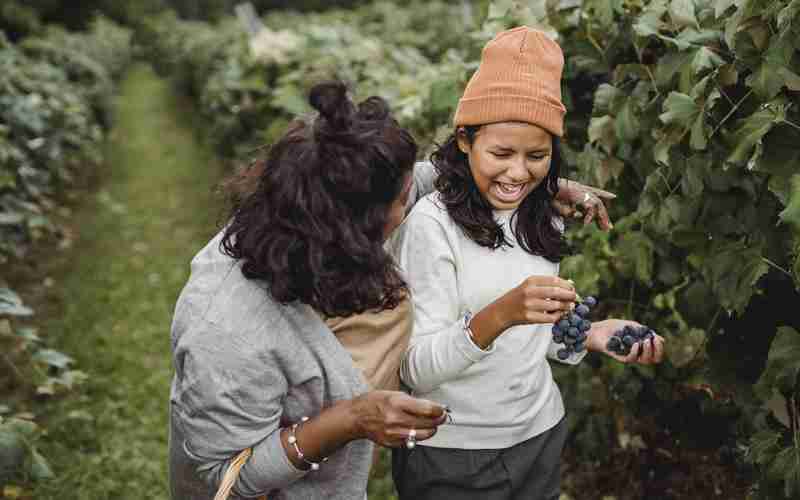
[498,183,523,194]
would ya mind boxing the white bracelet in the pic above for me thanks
[287,416,328,471]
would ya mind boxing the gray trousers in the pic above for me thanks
[392,417,567,500]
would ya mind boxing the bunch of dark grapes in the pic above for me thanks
[606,324,656,356]
[552,295,597,360]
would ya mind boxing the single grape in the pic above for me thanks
[579,319,591,332]
[622,335,636,347]
[558,319,570,331]
[553,332,564,344]
[583,296,597,307]
[574,342,586,353]
[569,313,581,326]
[567,327,579,338]
[575,304,590,317]
[557,348,571,360]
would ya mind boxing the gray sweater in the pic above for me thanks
[168,162,436,500]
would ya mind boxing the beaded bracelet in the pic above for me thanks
[288,416,328,471]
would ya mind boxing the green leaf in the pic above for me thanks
[665,327,705,368]
[681,164,704,197]
[593,84,622,113]
[715,0,737,19]
[725,99,788,168]
[669,0,698,29]
[659,91,699,127]
[747,37,796,100]
[614,98,640,142]
[691,46,724,75]
[616,231,654,284]
[701,240,769,314]
[777,67,800,91]
[588,115,616,153]
[777,0,800,32]
[755,326,800,399]
[779,175,800,230]
[29,449,53,481]
[633,0,668,37]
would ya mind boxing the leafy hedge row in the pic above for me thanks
[137,1,478,157]
[0,17,131,486]
[141,0,800,497]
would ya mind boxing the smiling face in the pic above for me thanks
[457,122,553,211]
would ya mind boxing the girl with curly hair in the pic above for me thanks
[390,27,666,500]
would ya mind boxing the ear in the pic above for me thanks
[456,128,471,155]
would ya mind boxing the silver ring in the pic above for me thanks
[405,428,417,449]
[582,192,592,204]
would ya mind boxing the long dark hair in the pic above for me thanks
[431,125,567,263]
[220,81,417,317]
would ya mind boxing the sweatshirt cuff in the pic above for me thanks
[229,429,309,496]
[455,312,495,362]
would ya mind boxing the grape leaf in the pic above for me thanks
[588,115,615,153]
[659,91,699,127]
[665,327,705,368]
[725,99,788,168]
[701,240,769,314]
[778,175,800,230]
[715,0,737,19]
[669,0,698,29]
[755,326,800,400]
[614,98,640,142]
[29,449,53,481]
[616,231,654,284]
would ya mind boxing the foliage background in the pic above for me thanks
[2,0,800,499]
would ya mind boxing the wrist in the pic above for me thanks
[342,396,366,441]
[470,300,513,348]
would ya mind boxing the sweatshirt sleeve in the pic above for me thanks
[392,209,494,394]
[172,326,307,497]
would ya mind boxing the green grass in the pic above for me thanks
[27,63,226,500]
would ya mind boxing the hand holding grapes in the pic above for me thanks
[586,319,665,364]
[468,276,577,350]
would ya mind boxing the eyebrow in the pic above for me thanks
[491,145,551,153]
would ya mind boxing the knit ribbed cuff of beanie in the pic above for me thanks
[454,95,566,137]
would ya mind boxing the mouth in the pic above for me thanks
[492,182,527,203]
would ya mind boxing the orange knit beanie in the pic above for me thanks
[453,26,566,137]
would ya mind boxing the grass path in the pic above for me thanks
[29,64,225,500]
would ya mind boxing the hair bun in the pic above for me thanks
[356,96,390,122]
[309,81,355,131]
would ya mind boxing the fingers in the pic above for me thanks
[525,275,576,292]
[396,394,446,420]
[552,199,576,218]
[582,185,617,200]
[594,198,613,231]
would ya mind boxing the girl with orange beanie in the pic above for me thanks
[390,27,666,499]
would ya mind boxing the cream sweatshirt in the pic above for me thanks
[389,193,585,449]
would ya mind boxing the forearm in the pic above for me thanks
[280,399,360,470]
[467,298,513,349]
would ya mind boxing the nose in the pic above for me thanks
[505,158,528,182]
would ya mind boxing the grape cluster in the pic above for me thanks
[552,296,597,360]
[606,324,656,356]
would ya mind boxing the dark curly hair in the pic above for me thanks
[220,81,417,318]
[431,126,568,263]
